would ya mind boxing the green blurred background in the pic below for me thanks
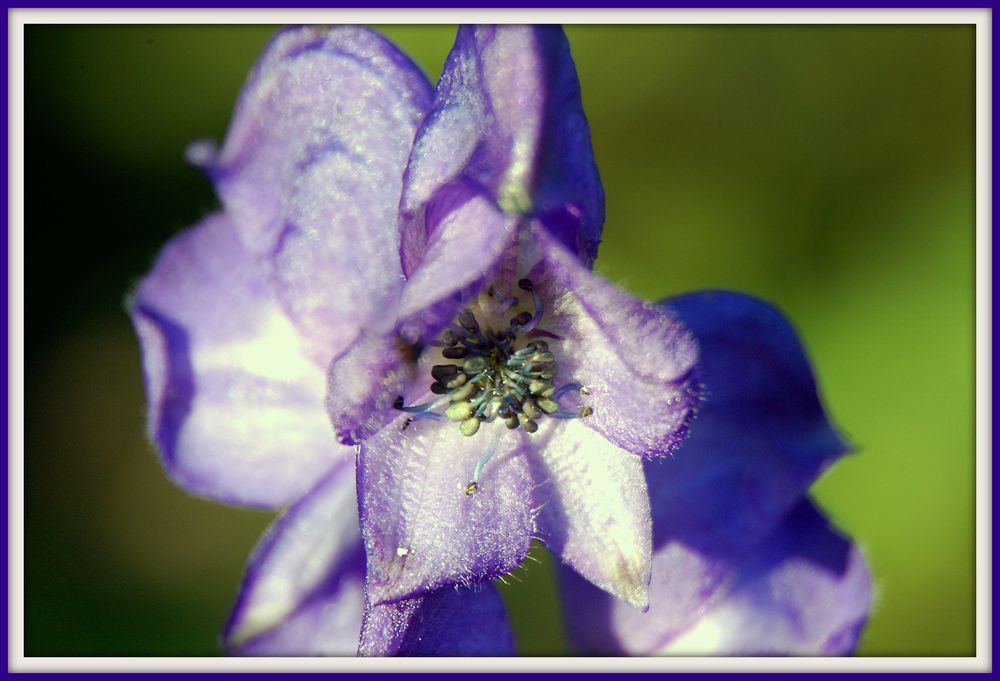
[23,24,975,656]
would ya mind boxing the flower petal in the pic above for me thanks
[358,417,536,605]
[654,290,851,553]
[531,226,699,458]
[359,585,516,656]
[532,419,652,608]
[558,291,868,655]
[326,188,518,447]
[398,183,520,325]
[400,25,603,276]
[201,26,433,363]
[130,213,347,508]
[237,580,365,656]
[325,331,419,446]
[561,500,871,655]
[224,461,363,653]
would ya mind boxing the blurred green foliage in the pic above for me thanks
[23,24,974,657]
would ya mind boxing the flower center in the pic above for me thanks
[394,277,592,495]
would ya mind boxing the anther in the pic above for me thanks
[463,356,487,374]
[537,398,560,414]
[446,402,473,422]
[510,311,532,328]
[431,364,461,382]
[460,417,481,437]
[458,309,480,332]
[442,346,469,359]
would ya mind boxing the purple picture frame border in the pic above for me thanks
[4,3,993,678]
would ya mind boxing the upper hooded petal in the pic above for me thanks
[531,226,699,458]
[130,213,348,508]
[359,584,516,656]
[358,415,536,605]
[327,187,518,446]
[224,461,363,654]
[561,500,872,656]
[198,26,433,363]
[399,25,603,276]
[531,419,652,608]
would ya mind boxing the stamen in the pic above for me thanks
[393,395,446,414]
[489,285,519,310]
[552,383,584,400]
[466,430,502,495]
[416,279,588,461]
[528,329,563,341]
[517,279,544,333]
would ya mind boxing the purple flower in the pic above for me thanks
[130,25,871,656]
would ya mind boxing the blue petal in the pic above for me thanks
[655,290,850,553]
[359,584,516,656]
[399,25,603,276]
[557,290,870,654]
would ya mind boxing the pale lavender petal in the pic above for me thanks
[325,331,419,446]
[200,27,433,363]
[531,419,652,608]
[400,25,603,275]
[398,183,519,322]
[359,584,516,656]
[652,291,851,554]
[561,501,871,655]
[661,503,871,655]
[130,213,347,508]
[359,416,536,605]
[238,579,365,656]
[531,226,699,458]
[225,461,362,653]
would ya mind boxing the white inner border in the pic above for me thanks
[7,7,991,674]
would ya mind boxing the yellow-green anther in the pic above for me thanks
[445,373,468,390]
[460,417,481,437]
[537,398,560,414]
[528,379,550,395]
[463,356,487,373]
[450,382,477,403]
[446,402,473,422]
[522,399,541,420]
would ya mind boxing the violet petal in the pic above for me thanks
[558,290,868,655]
[400,25,603,275]
[358,416,535,605]
[129,213,347,508]
[531,419,652,608]
[561,500,871,655]
[654,290,851,554]
[202,26,433,363]
[325,330,419,446]
[224,461,363,653]
[359,585,516,656]
[532,226,699,458]
[397,183,520,325]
